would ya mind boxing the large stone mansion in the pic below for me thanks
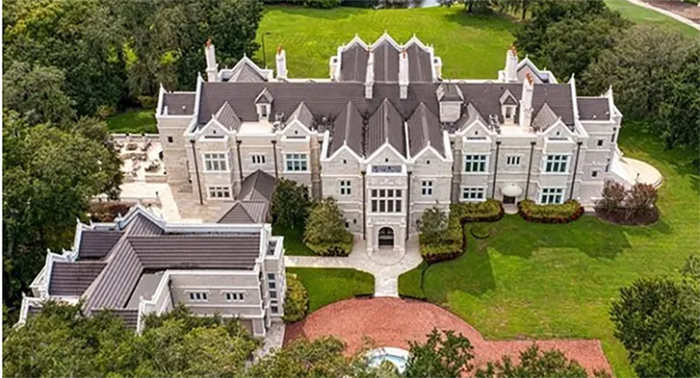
[157,33,625,253]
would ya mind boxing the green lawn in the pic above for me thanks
[606,0,698,39]
[287,267,374,312]
[399,127,699,377]
[273,224,315,256]
[256,5,516,79]
[106,108,157,134]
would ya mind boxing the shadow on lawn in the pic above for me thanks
[443,10,517,33]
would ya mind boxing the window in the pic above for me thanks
[464,155,488,173]
[203,153,227,172]
[285,153,308,172]
[370,189,402,213]
[167,136,174,143]
[592,170,599,178]
[251,154,265,164]
[540,188,564,204]
[270,291,277,299]
[461,187,485,201]
[225,292,245,302]
[597,139,604,147]
[208,186,231,199]
[544,155,569,173]
[339,180,351,196]
[258,105,268,118]
[506,155,521,166]
[268,274,276,290]
[271,305,279,314]
[611,128,617,143]
[421,181,433,196]
[188,292,208,302]
[605,158,611,173]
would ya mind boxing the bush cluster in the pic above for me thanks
[451,199,504,223]
[304,197,354,256]
[517,199,584,223]
[470,224,491,239]
[282,274,309,323]
[306,235,354,257]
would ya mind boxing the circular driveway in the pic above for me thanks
[284,297,611,375]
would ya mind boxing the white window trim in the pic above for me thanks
[202,152,229,172]
[505,155,522,166]
[460,186,487,202]
[538,187,566,205]
[283,153,309,173]
[338,179,352,196]
[207,186,232,199]
[187,291,210,302]
[463,154,490,174]
[421,180,434,197]
[542,154,570,174]
[251,154,266,165]
[370,188,403,214]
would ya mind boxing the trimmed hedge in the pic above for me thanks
[420,200,504,263]
[282,273,309,323]
[305,233,353,256]
[471,224,491,239]
[518,199,584,223]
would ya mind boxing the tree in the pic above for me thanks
[304,197,352,247]
[271,178,311,229]
[438,0,494,14]
[404,329,474,378]
[3,61,76,125]
[658,44,700,151]
[283,273,309,323]
[624,183,657,221]
[596,180,626,213]
[417,206,449,245]
[610,272,700,378]
[493,0,531,20]
[583,25,693,121]
[475,345,606,378]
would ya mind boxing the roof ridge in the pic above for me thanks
[420,103,429,148]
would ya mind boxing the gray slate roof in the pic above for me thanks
[407,103,444,157]
[255,88,273,104]
[340,44,369,82]
[436,83,463,102]
[288,102,314,127]
[373,40,400,83]
[238,170,277,202]
[78,230,124,259]
[577,97,610,121]
[329,101,364,156]
[406,43,433,82]
[367,98,405,157]
[163,92,196,116]
[49,261,107,296]
[531,103,559,131]
[223,61,267,83]
[217,201,269,224]
[214,102,242,131]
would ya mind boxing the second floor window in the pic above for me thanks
[464,155,488,173]
[371,189,402,213]
[544,155,569,173]
[208,186,231,199]
[225,292,245,302]
[285,153,308,172]
[421,181,433,196]
[506,155,521,166]
[204,153,227,172]
[339,180,351,196]
[251,154,265,164]
[188,292,208,302]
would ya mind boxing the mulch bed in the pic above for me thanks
[641,0,700,23]
[284,297,612,376]
[595,207,659,226]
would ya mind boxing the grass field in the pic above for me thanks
[106,108,157,134]
[399,126,699,377]
[273,225,315,256]
[287,267,374,312]
[606,0,699,39]
[256,5,517,79]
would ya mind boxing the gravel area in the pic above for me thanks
[284,297,611,375]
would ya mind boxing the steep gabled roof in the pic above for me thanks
[224,58,267,83]
[407,103,444,157]
[238,170,277,202]
[436,83,463,102]
[254,88,273,104]
[214,102,242,131]
[373,39,401,83]
[78,230,124,259]
[406,43,433,82]
[531,103,559,131]
[367,98,405,157]
[287,102,314,128]
[329,101,364,157]
[48,261,107,296]
[340,43,369,82]
[499,89,518,105]
[217,201,268,224]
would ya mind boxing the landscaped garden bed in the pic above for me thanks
[594,180,659,226]
[286,267,374,313]
[517,199,584,223]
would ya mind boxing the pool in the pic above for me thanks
[367,347,409,373]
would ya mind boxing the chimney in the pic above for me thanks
[329,55,339,81]
[519,73,534,127]
[365,48,374,99]
[433,57,442,81]
[505,43,518,83]
[204,39,219,82]
[276,46,287,80]
[399,48,409,99]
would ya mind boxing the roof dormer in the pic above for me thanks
[254,88,273,121]
[499,89,518,125]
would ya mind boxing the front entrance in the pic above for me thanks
[503,195,516,205]
[378,227,394,247]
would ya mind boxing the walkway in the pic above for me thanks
[284,297,612,376]
[625,0,700,31]
[284,236,423,297]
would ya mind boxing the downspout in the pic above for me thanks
[406,171,411,241]
[491,140,501,198]
[271,140,279,179]
[361,170,367,240]
[190,140,203,205]
[524,141,536,199]
[569,141,583,201]
[236,140,244,183]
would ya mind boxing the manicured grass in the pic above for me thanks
[606,0,698,39]
[256,5,516,79]
[106,108,157,134]
[398,262,427,300]
[273,224,315,256]
[287,267,374,312]
[399,126,699,377]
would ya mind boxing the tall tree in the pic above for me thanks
[404,329,475,378]
[304,197,352,247]
[475,345,605,378]
[272,178,311,229]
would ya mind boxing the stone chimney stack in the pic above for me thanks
[276,46,287,80]
[205,39,219,82]
[505,44,518,83]
[365,48,374,99]
[399,48,409,99]
[519,73,534,127]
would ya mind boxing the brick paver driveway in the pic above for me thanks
[284,297,611,375]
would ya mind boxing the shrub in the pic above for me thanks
[137,95,157,109]
[450,199,504,223]
[89,201,135,222]
[625,183,658,221]
[470,224,490,239]
[272,178,311,230]
[596,180,626,213]
[304,197,354,256]
[518,199,584,223]
[417,206,449,245]
[97,105,116,119]
[283,274,309,323]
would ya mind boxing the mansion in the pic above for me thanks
[157,34,624,253]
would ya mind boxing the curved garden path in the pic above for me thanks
[284,297,612,375]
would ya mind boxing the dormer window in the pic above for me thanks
[499,89,518,125]
[257,104,269,119]
[254,88,273,121]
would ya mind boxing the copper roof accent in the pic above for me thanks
[509,42,517,55]
[277,45,283,53]
[205,38,212,47]
[525,72,534,85]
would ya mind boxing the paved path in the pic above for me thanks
[254,321,286,360]
[285,236,423,297]
[625,0,700,31]
[285,297,612,376]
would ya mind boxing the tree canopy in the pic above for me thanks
[272,178,311,229]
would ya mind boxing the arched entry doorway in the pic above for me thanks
[378,227,394,247]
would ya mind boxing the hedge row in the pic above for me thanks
[518,199,584,223]
[420,199,504,263]
[306,235,353,257]
[282,273,309,323]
